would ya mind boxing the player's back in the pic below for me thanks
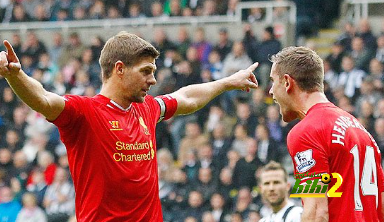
[288,102,384,222]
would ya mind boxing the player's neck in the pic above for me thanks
[272,199,288,213]
[100,82,132,109]
[296,92,329,119]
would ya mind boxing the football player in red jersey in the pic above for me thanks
[0,32,258,222]
[268,46,384,222]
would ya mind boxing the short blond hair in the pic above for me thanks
[270,46,324,92]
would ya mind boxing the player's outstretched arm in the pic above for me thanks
[301,197,329,222]
[0,40,64,121]
[170,62,258,115]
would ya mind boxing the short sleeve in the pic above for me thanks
[49,95,85,129]
[154,95,178,122]
[288,128,329,183]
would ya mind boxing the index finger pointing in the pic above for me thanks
[3,40,16,56]
[247,62,259,72]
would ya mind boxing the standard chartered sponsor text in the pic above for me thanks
[113,140,153,162]
[115,141,150,150]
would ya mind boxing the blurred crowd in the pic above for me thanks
[0,0,341,40]
[0,1,383,221]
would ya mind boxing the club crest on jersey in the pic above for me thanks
[109,120,122,131]
[294,149,316,173]
[139,117,150,135]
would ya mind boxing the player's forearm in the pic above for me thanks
[6,70,55,115]
[172,78,230,115]
[301,204,328,222]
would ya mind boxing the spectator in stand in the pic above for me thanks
[11,106,28,143]
[247,7,264,23]
[150,1,167,17]
[152,28,175,66]
[225,149,240,171]
[202,211,215,222]
[107,6,122,19]
[222,42,252,113]
[21,32,47,66]
[0,149,13,184]
[128,3,146,18]
[369,58,384,91]
[355,76,382,115]
[34,151,57,186]
[250,88,268,122]
[337,55,366,102]
[376,34,384,63]
[207,50,224,80]
[373,118,384,157]
[326,41,344,74]
[202,0,218,16]
[72,5,87,20]
[165,0,183,16]
[192,27,213,66]
[33,4,49,21]
[48,32,63,67]
[257,26,282,89]
[193,167,218,205]
[0,87,18,124]
[16,192,47,222]
[178,121,208,164]
[337,21,356,52]
[232,138,262,189]
[376,99,384,119]
[232,187,257,219]
[185,46,202,79]
[222,41,252,79]
[10,150,30,186]
[266,105,283,143]
[88,0,105,19]
[231,124,250,157]
[226,0,238,16]
[214,28,233,62]
[218,167,235,204]
[209,193,229,222]
[2,129,22,152]
[0,186,21,221]
[242,24,258,63]
[176,27,191,59]
[58,32,86,68]
[209,123,232,170]
[255,124,281,164]
[349,36,372,72]
[181,190,205,222]
[43,167,74,222]
[356,18,377,51]
[10,4,32,23]
[26,168,47,207]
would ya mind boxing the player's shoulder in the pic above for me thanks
[294,103,341,131]
[286,206,303,221]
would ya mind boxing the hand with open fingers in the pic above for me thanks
[0,40,21,78]
[227,62,259,91]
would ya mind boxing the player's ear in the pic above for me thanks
[286,182,291,192]
[283,74,294,92]
[114,60,125,78]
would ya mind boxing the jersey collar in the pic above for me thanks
[95,94,132,112]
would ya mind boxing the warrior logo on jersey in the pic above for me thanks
[294,149,316,173]
[139,117,150,135]
[109,121,122,131]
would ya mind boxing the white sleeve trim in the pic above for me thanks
[154,97,166,122]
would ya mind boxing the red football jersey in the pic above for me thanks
[51,94,177,222]
[288,102,384,222]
